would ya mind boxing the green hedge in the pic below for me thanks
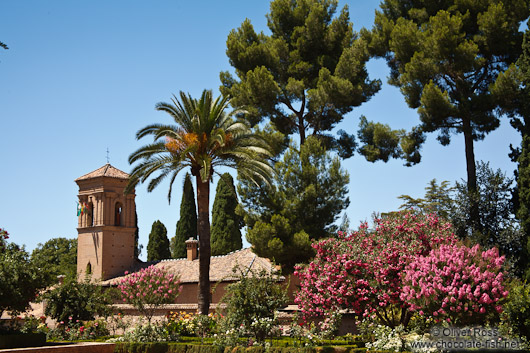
[114,344,402,353]
[0,333,47,349]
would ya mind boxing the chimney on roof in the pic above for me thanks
[185,237,198,261]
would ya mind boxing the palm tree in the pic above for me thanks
[126,89,273,314]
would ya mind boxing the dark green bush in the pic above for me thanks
[40,276,112,322]
[216,267,287,344]
[500,278,530,341]
[0,242,47,320]
[114,343,382,353]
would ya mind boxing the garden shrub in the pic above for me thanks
[295,212,457,328]
[47,317,109,340]
[0,239,47,321]
[109,320,179,343]
[19,315,48,334]
[401,243,508,325]
[40,275,112,322]
[117,265,181,323]
[500,278,530,341]
[215,267,287,345]
[166,311,219,339]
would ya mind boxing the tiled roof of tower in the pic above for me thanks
[102,248,280,286]
[75,163,129,181]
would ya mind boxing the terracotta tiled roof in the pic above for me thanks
[102,248,280,286]
[75,164,129,181]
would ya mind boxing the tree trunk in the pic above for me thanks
[463,118,480,234]
[298,114,306,145]
[196,177,211,315]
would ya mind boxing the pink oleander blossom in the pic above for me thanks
[295,212,457,327]
[401,243,507,325]
[117,265,181,322]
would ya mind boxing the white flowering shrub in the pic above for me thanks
[107,321,179,343]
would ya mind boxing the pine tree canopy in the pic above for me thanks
[239,136,349,272]
[221,0,381,158]
[363,0,529,232]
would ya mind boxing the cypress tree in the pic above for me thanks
[171,173,197,258]
[211,173,243,256]
[147,220,170,261]
[134,211,142,259]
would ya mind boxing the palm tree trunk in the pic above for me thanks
[196,177,211,315]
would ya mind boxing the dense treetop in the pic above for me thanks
[221,0,381,157]
[363,0,529,233]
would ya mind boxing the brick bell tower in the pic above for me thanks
[75,164,136,281]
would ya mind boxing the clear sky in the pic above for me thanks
[0,0,521,260]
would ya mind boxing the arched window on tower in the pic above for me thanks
[88,202,94,227]
[115,202,123,226]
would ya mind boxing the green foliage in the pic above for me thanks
[451,163,523,276]
[30,237,77,285]
[500,278,530,342]
[398,179,455,220]
[240,136,349,271]
[0,242,47,318]
[358,117,425,166]
[40,276,112,323]
[221,0,380,157]
[492,24,530,281]
[365,0,529,232]
[211,173,243,256]
[172,173,197,259]
[147,220,171,262]
[217,267,288,343]
[519,135,530,280]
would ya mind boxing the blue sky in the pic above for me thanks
[0,0,520,260]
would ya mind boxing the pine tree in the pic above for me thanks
[147,220,170,261]
[492,22,530,279]
[171,173,197,258]
[366,0,529,233]
[211,173,243,256]
[240,136,349,272]
[221,0,382,158]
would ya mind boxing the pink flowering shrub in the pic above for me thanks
[401,243,508,325]
[117,265,181,322]
[295,212,457,327]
